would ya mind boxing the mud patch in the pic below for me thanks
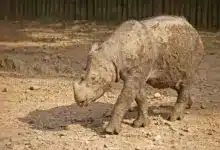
[0,48,87,78]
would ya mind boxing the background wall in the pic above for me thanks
[0,0,219,30]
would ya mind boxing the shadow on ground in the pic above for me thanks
[19,102,176,134]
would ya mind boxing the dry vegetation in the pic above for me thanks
[0,20,220,150]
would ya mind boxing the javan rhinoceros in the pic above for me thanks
[73,15,205,134]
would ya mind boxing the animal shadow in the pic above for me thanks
[19,102,173,134]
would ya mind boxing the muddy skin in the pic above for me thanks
[73,15,205,135]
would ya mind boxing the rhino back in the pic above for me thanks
[141,16,204,87]
[99,16,203,85]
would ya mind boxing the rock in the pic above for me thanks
[71,25,81,31]
[185,111,190,114]
[154,93,161,98]
[42,56,50,62]
[36,136,42,140]
[179,132,184,136]
[200,103,206,109]
[2,88,7,92]
[153,135,161,141]
[87,117,94,123]
[58,133,67,137]
[182,128,189,132]
[100,135,106,138]
[63,125,71,131]
[29,86,40,90]
[92,28,98,32]
[104,144,108,148]
[145,132,153,138]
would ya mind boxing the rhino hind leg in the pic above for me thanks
[168,83,192,121]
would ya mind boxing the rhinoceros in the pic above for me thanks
[73,15,205,134]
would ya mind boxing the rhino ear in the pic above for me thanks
[91,42,100,51]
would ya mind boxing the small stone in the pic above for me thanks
[104,144,108,148]
[153,135,161,141]
[87,117,94,123]
[2,88,7,92]
[63,125,71,130]
[200,103,206,109]
[185,111,190,114]
[29,86,40,90]
[43,56,50,61]
[154,93,161,98]
[58,133,67,137]
[36,136,42,140]
[179,132,184,136]
[145,132,152,138]
[100,135,107,138]
[33,130,43,134]
[92,28,98,32]
[182,128,189,132]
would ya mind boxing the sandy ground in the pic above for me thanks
[0,20,220,150]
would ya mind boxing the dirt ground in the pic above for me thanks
[0,20,220,150]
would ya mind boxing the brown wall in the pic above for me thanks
[1,0,219,30]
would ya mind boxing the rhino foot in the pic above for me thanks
[167,103,186,121]
[186,97,193,109]
[132,116,150,127]
[104,122,121,135]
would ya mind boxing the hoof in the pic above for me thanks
[104,123,121,135]
[132,117,150,127]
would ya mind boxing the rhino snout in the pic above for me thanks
[73,81,87,107]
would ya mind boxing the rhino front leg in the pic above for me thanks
[104,76,139,134]
[168,83,191,121]
[133,87,151,127]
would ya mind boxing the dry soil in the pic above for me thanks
[0,20,220,150]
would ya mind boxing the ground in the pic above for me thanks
[0,20,220,150]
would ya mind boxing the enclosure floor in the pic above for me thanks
[0,21,220,150]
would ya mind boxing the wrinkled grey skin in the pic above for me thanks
[73,15,205,134]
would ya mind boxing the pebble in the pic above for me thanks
[29,86,40,90]
[154,93,161,98]
[185,111,190,114]
[2,88,7,92]
[200,103,206,109]
[92,28,98,32]
[104,144,108,148]
[43,56,50,61]
[179,132,184,136]
[153,135,161,141]
[58,133,67,137]
[145,132,153,138]
[182,128,189,132]
[100,134,107,138]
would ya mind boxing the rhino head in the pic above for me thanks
[73,42,119,107]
